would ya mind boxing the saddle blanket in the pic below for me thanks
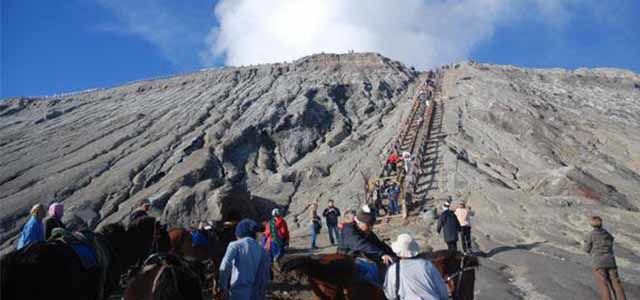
[354,258,381,288]
[191,230,209,248]
[70,243,98,269]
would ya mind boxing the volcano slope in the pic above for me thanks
[1,54,639,299]
[0,53,420,250]
[418,62,640,299]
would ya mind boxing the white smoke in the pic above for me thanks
[206,0,562,69]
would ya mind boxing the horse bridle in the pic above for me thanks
[444,255,476,300]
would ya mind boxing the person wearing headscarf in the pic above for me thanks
[219,219,271,300]
[43,202,66,240]
[17,204,46,250]
[263,208,289,262]
[384,234,449,300]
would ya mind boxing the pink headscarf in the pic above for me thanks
[48,202,64,220]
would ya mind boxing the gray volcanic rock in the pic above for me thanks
[0,53,419,248]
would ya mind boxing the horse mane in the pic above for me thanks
[280,254,355,284]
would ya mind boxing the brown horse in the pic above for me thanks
[167,221,237,291]
[281,250,478,300]
[123,253,202,300]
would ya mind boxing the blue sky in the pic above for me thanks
[2,0,639,98]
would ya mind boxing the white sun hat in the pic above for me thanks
[391,233,421,258]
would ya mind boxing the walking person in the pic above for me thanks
[401,151,412,175]
[454,203,474,253]
[385,152,400,176]
[17,204,46,250]
[322,200,341,245]
[43,202,65,240]
[264,208,289,262]
[219,219,271,300]
[436,201,460,252]
[384,234,449,300]
[584,216,627,300]
[310,204,322,249]
[386,182,401,215]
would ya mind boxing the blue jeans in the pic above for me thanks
[327,223,340,245]
[389,198,399,215]
[310,225,318,248]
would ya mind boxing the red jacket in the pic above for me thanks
[387,153,399,164]
[264,216,289,245]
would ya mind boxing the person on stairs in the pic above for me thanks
[436,201,460,252]
[386,182,401,215]
[454,203,474,254]
[322,200,341,245]
[385,151,400,176]
[383,234,449,300]
[584,216,627,300]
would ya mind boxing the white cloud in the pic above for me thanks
[206,0,580,69]
[95,0,211,68]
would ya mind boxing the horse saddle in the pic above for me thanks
[190,230,209,248]
[50,228,100,270]
[354,257,383,288]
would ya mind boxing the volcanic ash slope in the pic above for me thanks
[430,62,640,299]
[0,53,420,250]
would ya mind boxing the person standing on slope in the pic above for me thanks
[584,216,627,300]
[322,200,341,246]
[454,203,474,254]
[310,203,322,250]
[219,219,271,300]
[436,201,460,252]
[264,208,289,262]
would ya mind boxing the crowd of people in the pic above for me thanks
[15,195,627,299]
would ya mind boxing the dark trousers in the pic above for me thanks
[460,226,472,252]
[327,223,340,245]
[447,241,458,252]
[593,268,626,300]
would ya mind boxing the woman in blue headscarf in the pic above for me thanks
[17,204,46,250]
[219,219,271,300]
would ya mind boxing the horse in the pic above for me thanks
[123,253,202,300]
[167,221,237,290]
[0,216,167,300]
[280,250,478,300]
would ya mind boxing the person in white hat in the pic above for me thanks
[383,234,449,300]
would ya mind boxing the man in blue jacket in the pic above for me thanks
[339,205,396,265]
[219,218,271,300]
[338,205,397,287]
